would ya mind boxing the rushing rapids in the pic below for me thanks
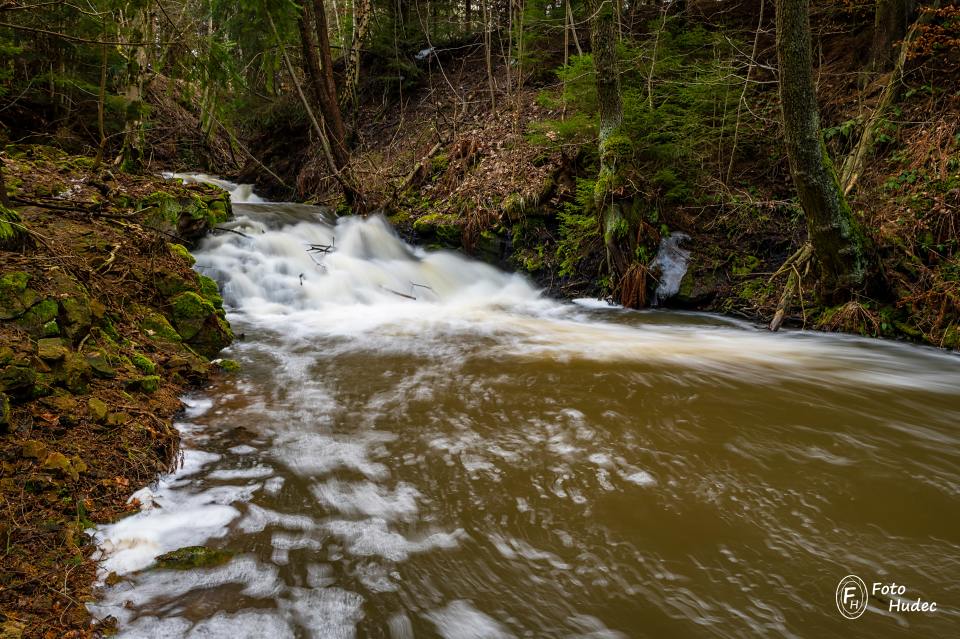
[90,179,960,638]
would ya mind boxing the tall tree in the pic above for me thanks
[872,0,914,70]
[776,0,868,300]
[586,0,637,301]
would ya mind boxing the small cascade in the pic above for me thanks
[163,172,266,203]
[650,232,691,306]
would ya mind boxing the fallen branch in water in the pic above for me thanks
[213,226,250,238]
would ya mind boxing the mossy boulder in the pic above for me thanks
[215,359,241,373]
[37,338,68,362]
[0,358,36,399]
[169,292,233,357]
[85,351,117,379]
[87,397,109,422]
[154,269,199,298]
[131,353,156,374]
[127,375,161,393]
[40,452,87,481]
[155,545,233,570]
[140,191,231,244]
[18,299,58,336]
[413,212,462,246]
[198,275,224,311]
[59,352,91,394]
[168,243,196,266]
[0,271,38,319]
[137,305,182,344]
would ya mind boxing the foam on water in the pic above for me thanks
[91,176,960,637]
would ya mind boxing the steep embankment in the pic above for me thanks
[0,147,235,638]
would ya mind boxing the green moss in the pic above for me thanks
[198,275,224,310]
[18,299,58,335]
[168,243,196,266]
[155,546,233,570]
[131,353,156,374]
[60,352,91,394]
[216,359,241,373]
[0,392,10,430]
[87,397,109,422]
[413,212,462,246]
[42,320,60,337]
[732,255,761,277]
[0,271,37,319]
[137,305,182,343]
[169,292,233,357]
[127,375,161,393]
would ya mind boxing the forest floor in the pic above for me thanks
[0,146,236,638]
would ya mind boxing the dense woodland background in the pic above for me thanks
[1,0,959,342]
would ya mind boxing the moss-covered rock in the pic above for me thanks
[131,352,156,374]
[198,275,224,311]
[169,292,233,357]
[85,352,117,379]
[154,545,233,570]
[127,375,161,393]
[0,272,38,320]
[87,397,109,422]
[168,243,196,266]
[413,212,462,246]
[215,359,241,373]
[140,191,232,244]
[18,299,58,336]
[59,352,91,394]
[0,358,36,398]
[137,305,182,344]
[37,338,68,362]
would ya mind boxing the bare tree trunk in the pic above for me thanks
[871,0,912,70]
[776,0,868,300]
[94,38,108,168]
[312,0,350,158]
[344,0,373,109]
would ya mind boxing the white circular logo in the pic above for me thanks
[836,575,869,619]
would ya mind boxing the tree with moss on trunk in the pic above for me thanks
[585,0,643,306]
[776,0,869,302]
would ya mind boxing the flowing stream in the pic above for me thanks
[90,182,960,638]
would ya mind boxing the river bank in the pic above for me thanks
[0,146,235,637]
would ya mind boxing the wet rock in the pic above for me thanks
[166,353,211,383]
[198,275,224,311]
[215,359,241,373]
[672,267,723,308]
[169,291,233,358]
[87,397,109,422]
[154,545,233,570]
[37,338,68,362]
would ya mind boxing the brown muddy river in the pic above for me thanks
[90,189,960,638]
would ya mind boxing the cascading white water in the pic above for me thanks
[163,172,266,204]
[89,176,960,639]
[650,232,691,306]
